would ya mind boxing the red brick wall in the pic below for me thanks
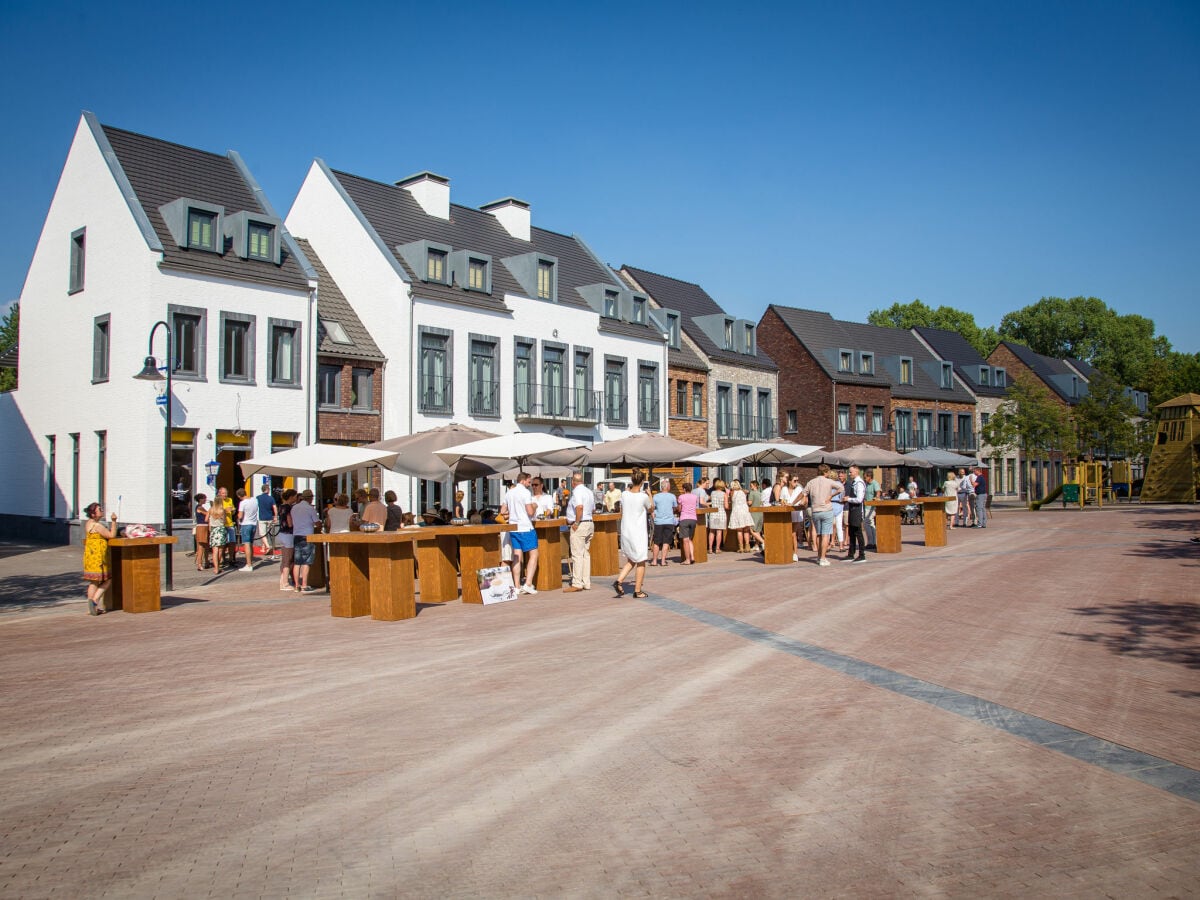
[758,308,891,451]
[317,357,383,444]
[987,346,1071,411]
[668,365,708,445]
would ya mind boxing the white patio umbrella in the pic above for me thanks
[794,443,931,469]
[436,432,590,471]
[686,441,824,467]
[239,444,401,480]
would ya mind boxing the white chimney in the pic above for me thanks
[396,171,450,219]
[481,197,530,241]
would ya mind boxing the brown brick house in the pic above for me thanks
[758,306,977,487]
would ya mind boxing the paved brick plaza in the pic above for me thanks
[1,504,1198,897]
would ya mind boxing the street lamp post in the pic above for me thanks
[133,320,174,591]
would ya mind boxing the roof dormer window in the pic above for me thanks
[994,367,1006,387]
[859,351,874,375]
[940,361,954,389]
[900,357,913,385]
[744,324,754,354]
[632,296,647,324]
[537,258,556,300]
[468,257,488,290]
[723,319,733,350]
[603,290,619,318]
[427,247,448,283]
[838,349,853,372]
[188,209,217,251]
[979,365,991,386]
[247,222,274,261]
[666,312,681,349]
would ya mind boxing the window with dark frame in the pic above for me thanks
[536,259,555,300]
[716,385,732,437]
[427,248,447,283]
[419,330,451,413]
[855,404,867,433]
[786,410,797,433]
[92,315,109,383]
[604,358,626,425]
[173,312,202,377]
[222,316,252,381]
[632,297,646,324]
[574,349,593,418]
[469,338,499,416]
[692,382,703,418]
[900,357,913,384]
[269,322,299,385]
[468,258,488,291]
[603,290,619,318]
[351,367,373,410]
[515,339,533,415]
[248,222,273,260]
[638,363,659,428]
[837,404,851,432]
[839,350,853,372]
[676,380,687,416]
[941,362,954,389]
[872,406,884,433]
[860,352,874,375]
[69,228,85,293]
[188,209,217,251]
[318,364,340,407]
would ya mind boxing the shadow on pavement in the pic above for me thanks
[1062,600,1200,673]
[0,571,83,609]
[1122,540,1200,565]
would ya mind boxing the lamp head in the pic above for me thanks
[134,356,164,381]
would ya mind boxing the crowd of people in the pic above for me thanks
[82,463,995,614]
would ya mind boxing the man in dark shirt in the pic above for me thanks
[256,483,278,559]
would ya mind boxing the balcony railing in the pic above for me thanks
[469,380,500,417]
[717,413,778,443]
[418,374,453,414]
[637,397,661,430]
[514,383,602,424]
[894,429,978,453]
[604,394,627,427]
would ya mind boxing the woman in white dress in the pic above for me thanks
[727,479,755,552]
[615,468,654,598]
[943,471,960,529]
[707,479,729,554]
[780,474,807,561]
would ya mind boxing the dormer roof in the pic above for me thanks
[767,306,975,403]
[618,265,776,372]
[913,326,1008,398]
[994,340,1088,404]
[95,118,311,292]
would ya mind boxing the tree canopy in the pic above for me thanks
[0,302,17,393]
[980,374,1073,459]
[866,299,999,358]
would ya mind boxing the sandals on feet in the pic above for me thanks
[633,590,648,599]
[612,580,625,597]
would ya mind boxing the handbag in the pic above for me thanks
[195,524,210,544]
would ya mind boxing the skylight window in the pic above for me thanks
[321,319,351,345]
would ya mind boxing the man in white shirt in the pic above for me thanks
[236,488,259,572]
[843,465,868,563]
[563,472,596,593]
[506,472,538,594]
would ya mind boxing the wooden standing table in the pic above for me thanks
[404,527,460,603]
[866,498,952,553]
[306,532,422,621]
[533,518,567,591]
[591,513,620,576]
[693,508,715,563]
[454,524,517,604]
[109,536,179,613]
[751,506,796,565]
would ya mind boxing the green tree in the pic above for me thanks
[981,374,1073,505]
[0,301,17,393]
[998,296,1157,389]
[867,299,1000,358]
[1072,371,1138,461]
[1143,343,1200,407]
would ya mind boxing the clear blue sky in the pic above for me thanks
[2,0,1197,352]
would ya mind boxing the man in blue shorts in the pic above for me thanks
[236,488,259,572]
[506,472,539,594]
[804,464,844,567]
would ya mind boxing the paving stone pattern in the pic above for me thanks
[0,505,1197,897]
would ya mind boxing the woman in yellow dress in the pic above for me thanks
[82,501,118,615]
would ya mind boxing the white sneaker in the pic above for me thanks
[792,553,799,562]
[818,558,831,567]
[521,584,537,595]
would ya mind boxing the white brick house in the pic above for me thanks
[0,113,316,539]
[286,164,669,511]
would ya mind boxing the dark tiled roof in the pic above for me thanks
[768,306,975,403]
[1066,356,1099,379]
[996,341,1084,404]
[100,125,310,292]
[669,343,708,372]
[914,326,1008,398]
[294,239,384,362]
[330,171,662,345]
[619,265,777,372]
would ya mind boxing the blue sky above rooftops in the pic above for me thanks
[1,0,1197,353]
